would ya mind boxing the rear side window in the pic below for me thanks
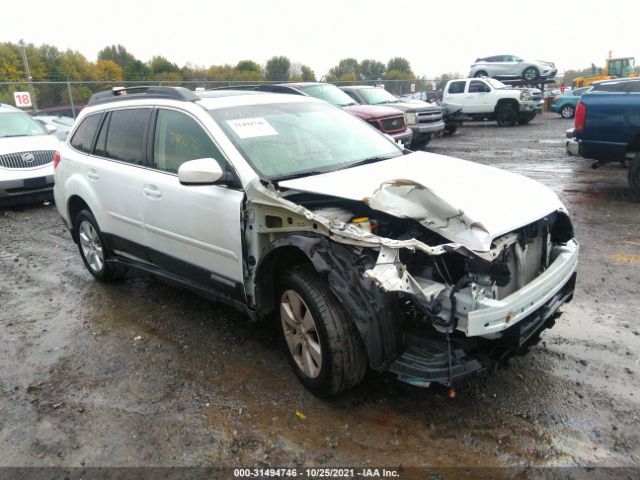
[70,113,103,153]
[152,109,227,173]
[468,81,487,93]
[448,81,466,94]
[104,109,151,165]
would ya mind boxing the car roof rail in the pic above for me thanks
[87,86,200,106]
[211,85,261,91]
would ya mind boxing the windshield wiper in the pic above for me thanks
[1,134,29,138]
[344,155,398,169]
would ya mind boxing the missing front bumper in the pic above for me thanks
[388,271,576,388]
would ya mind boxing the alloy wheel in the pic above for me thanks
[561,105,575,118]
[78,220,104,273]
[280,289,322,378]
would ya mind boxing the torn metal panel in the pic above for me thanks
[278,151,566,252]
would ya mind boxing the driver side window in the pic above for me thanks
[152,109,227,174]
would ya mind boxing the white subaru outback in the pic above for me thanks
[54,86,579,397]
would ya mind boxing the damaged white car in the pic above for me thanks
[54,87,579,397]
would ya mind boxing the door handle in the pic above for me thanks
[143,184,162,199]
[86,169,99,181]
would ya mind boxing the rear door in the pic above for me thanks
[443,80,468,110]
[141,107,245,298]
[73,108,152,259]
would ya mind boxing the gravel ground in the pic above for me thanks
[0,113,638,470]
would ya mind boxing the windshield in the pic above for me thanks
[485,78,508,89]
[358,88,400,105]
[0,112,47,138]
[298,84,357,107]
[210,102,402,180]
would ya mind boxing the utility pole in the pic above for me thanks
[18,39,38,111]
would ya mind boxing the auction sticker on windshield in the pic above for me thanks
[226,117,278,139]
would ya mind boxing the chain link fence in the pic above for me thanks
[0,78,443,113]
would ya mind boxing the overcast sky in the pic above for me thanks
[3,0,638,79]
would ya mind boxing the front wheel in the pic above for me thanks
[411,134,431,149]
[522,66,540,82]
[279,266,367,397]
[444,125,458,135]
[496,106,518,127]
[74,209,119,281]
[629,153,640,199]
[474,70,488,78]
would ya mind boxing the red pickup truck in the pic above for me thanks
[257,83,413,146]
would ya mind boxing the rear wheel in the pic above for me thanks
[74,210,119,281]
[496,106,518,127]
[629,153,640,199]
[560,104,575,119]
[279,266,367,397]
[523,66,539,81]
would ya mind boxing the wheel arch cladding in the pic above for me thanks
[68,195,91,241]
[255,234,401,370]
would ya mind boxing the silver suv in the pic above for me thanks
[54,86,578,397]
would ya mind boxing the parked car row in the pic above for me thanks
[50,86,578,396]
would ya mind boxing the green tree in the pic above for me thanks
[327,58,359,82]
[0,44,22,82]
[359,59,385,81]
[149,56,180,75]
[265,56,291,81]
[124,59,151,80]
[98,44,136,71]
[386,57,412,74]
[236,60,262,73]
[300,65,316,82]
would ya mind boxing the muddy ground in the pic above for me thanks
[0,113,638,470]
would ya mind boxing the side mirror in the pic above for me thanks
[45,124,57,135]
[178,158,224,185]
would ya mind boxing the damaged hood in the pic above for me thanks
[279,151,565,252]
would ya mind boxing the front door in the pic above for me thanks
[141,108,245,298]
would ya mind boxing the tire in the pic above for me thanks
[496,106,518,127]
[411,134,431,149]
[522,66,540,82]
[444,125,458,135]
[629,153,640,199]
[517,112,536,125]
[74,209,119,282]
[560,104,575,119]
[474,70,488,78]
[278,266,367,397]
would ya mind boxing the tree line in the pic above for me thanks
[0,41,432,105]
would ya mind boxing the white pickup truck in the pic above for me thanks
[442,77,540,126]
